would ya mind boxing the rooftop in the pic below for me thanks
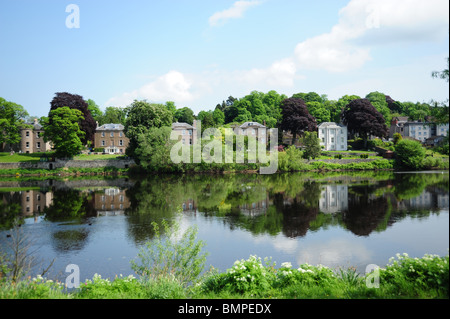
[172,122,195,129]
[96,123,125,131]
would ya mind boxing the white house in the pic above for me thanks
[318,122,348,151]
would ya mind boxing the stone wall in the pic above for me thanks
[0,159,136,170]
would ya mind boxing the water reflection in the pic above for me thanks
[0,172,448,241]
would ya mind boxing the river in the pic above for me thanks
[0,171,448,283]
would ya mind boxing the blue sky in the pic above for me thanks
[0,0,448,118]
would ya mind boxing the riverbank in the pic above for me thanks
[0,151,448,177]
[0,253,448,299]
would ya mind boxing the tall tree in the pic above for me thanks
[174,107,194,125]
[49,92,96,145]
[86,99,103,124]
[365,91,392,126]
[124,100,173,159]
[280,97,317,145]
[100,106,127,125]
[0,97,29,148]
[42,107,85,158]
[341,98,388,148]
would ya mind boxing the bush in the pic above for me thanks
[379,253,449,297]
[395,139,426,170]
[130,218,208,287]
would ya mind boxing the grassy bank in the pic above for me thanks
[0,253,448,299]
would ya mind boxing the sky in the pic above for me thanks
[0,0,448,118]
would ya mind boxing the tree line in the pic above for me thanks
[1,58,448,159]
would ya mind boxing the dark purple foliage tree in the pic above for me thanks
[49,92,96,145]
[280,97,317,145]
[341,98,388,147]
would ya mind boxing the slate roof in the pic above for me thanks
[96,123,125,131]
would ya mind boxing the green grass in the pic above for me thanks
[73,154,125,161]
[0,152,125,162]
[0,253,447,299]
[0,152,53,163]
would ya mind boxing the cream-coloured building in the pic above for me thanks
[19,119,52,154]
[171,122,197,145]
[318,122,348,151]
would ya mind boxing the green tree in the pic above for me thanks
[212,107,225,126]
[49,92,96,145]
[306,101,331,124]
[197,111,214,133]
[86,99,103,124]
[42,107,85,158]
[301,131,321,160]
[395,139,426,170]
[124,100,173,159]
[174,107,194,125]
[365,91,392,126]
[100,106,127,125]
[0,97,29,148]
[134,126,176,171]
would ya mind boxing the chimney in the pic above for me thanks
[34,118,38,124]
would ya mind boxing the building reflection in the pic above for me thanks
[319,185,348,214]
[93,188,130,216]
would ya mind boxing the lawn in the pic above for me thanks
[0,152,50,163]
[0,152,124,162]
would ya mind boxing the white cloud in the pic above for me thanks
[209,0,261,26]
[234,58,299,88]
[294,0,449,72]
[105,70,194,107]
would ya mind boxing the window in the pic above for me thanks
[36,132,41,138]
[119,140,123,146]
[331,137,334,143]
[26,142,29,148]
[101,132,105,137]
[110,132,114,137]
[26,131,29,137]
[189,130,192,135]
[36,142,41,148]
[101,140,105,146]
[182,130,186,135]
[119,132,123,137]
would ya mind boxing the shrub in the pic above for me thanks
[130,218,208,286]
[395,139,426,170]
[379,253,449,297]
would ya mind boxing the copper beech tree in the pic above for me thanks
[341,98,388,148]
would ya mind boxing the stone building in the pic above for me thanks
[94,123,129,154]
[233,122,267,143]
[171,122,197,145]
[389,117,449,142]
[19,119,52,154]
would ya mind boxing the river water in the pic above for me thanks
[0,171,448,282]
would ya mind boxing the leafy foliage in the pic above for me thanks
[394,139,426,170]
[124,100,173,158]
[42,107,85,158]
[130,218,208,287]
[280,97,317,144]
[341,98,388,146]
[49,92,96,145]
[0,97,29,146]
